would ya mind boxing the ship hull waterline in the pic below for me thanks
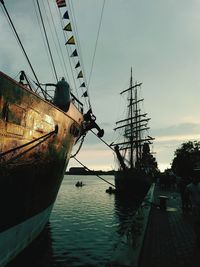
[0,204,53,267]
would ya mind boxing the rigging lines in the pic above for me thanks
[45,0,70,81]
[88,0,106,89]
[33,0,56,82]
[0,0,47,98]
[69,0,91,110]
[36,0,58,82]
[1,0,105,115]
[57,7,82,105]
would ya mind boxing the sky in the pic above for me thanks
[1,0,200,172]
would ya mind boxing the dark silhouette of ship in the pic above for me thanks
[112,69,158,200]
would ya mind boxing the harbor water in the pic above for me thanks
[7,175,140,267]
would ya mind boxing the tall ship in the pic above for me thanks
[0,1,103,266]
[112,69,157,200]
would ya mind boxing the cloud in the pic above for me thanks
[69,147,115,171]
[153,122,200,137]
[77,122,200,171]
[149,122,200,171]
[100,122,112,128]
[155,134,200,143]
[2,1,200,174]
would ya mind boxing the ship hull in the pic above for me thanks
[114,169,152,201]
[0,204,53,267]
[0,71,83,265]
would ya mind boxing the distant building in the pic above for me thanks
[67,167,115,175]
[68,167,87,174]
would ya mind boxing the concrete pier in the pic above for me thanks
[108,183,200,267]
[138,185,200,267]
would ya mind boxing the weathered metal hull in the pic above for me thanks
[0,204,53,267]
[0,71,83,265]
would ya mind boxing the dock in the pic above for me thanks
[139,184,200,267]
[108,183,200,267]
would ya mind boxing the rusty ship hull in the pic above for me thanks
[0,71,83,266]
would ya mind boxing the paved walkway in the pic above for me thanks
[138,185,200,267]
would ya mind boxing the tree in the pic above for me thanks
[172,141,200,177]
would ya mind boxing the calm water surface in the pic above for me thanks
[8,175,139,267]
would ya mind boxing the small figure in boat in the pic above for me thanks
[106,187,116,194]
[75,181,84,187]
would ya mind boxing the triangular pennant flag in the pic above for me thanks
[82,91,88,97]
[63,23,72,31]
[77,71,83,78]
[80,82,86,87]
[70,49,78,57]
[63,10,69,19]
[75,61,80,68]
[65,36,75,45]
[56,0,66,8]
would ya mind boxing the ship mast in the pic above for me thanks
[129,71,142,168]
[112,70,155,171]
[135,80,139,166]
[130,68,134,169]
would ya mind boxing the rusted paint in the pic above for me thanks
[0,71,83,164]
[0,71,84,231]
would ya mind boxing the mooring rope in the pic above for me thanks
[70,134,86,159]
[91,129,114,151]
[73,156,115,188]
[0,129,57,159]
[0,128,57,166]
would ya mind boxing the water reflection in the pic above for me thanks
[7,176,141,267]
[114,194,140,236]
[7,223,54,267]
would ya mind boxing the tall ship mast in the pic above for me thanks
[112,69,157,199]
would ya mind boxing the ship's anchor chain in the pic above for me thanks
[0,126,58,165]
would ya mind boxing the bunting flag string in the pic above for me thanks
[70,49,78,57]
[63,10,69,19]
[56,0,66,8]
[63,23,72,31]
[80,82,86,87]
[65,36,75,45]
[77,71,83,79]
[75,61,80,68]
[82,91,88,97]
[59,1,90,104]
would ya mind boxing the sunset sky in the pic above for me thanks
[1,0,200,171]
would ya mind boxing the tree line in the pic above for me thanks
[171,141,200,177]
